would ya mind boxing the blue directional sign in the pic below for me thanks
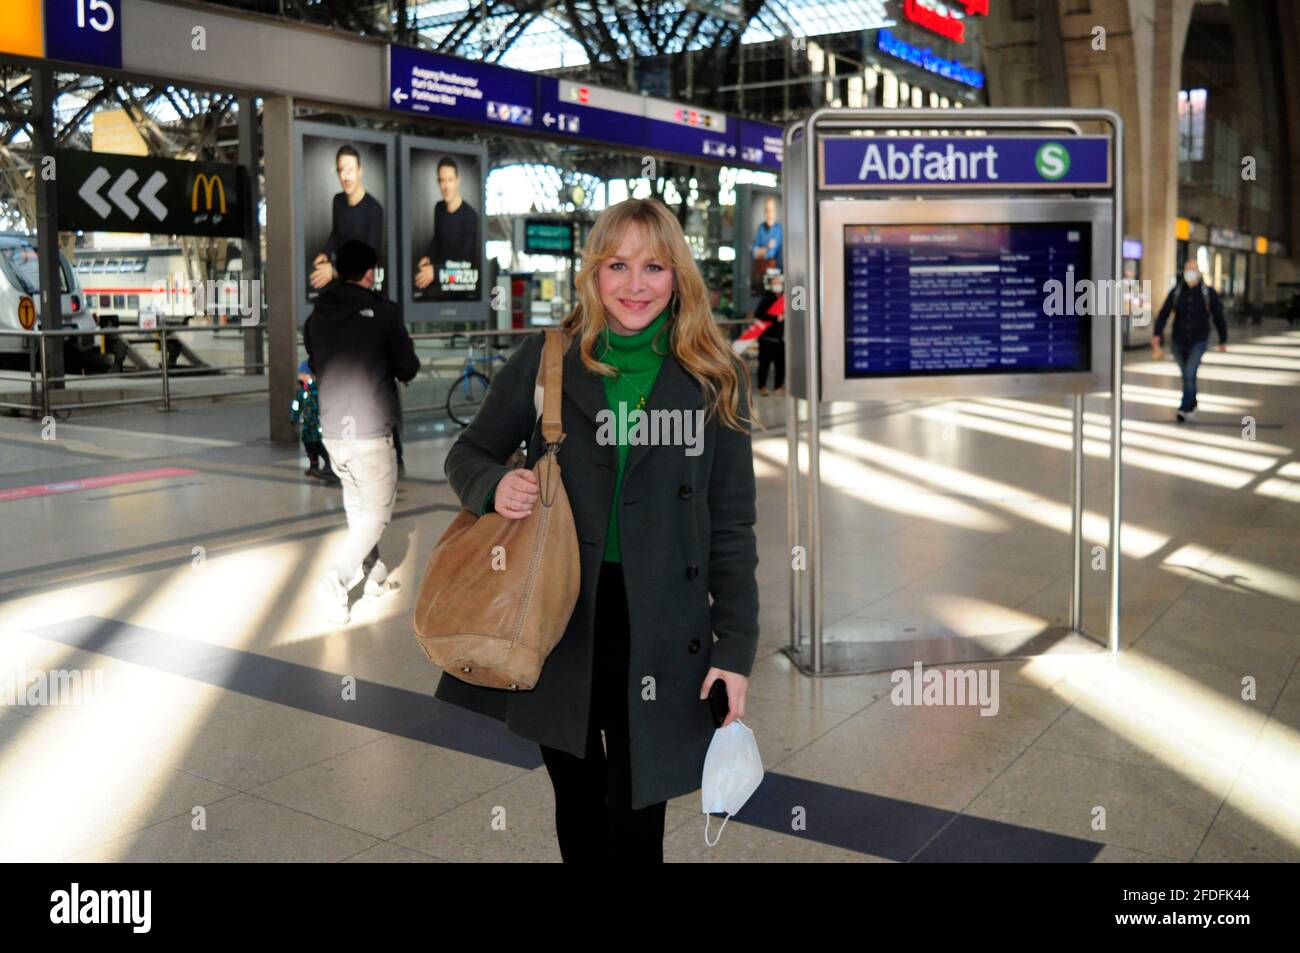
[537,77,645,149]
[386,43,778,170]
[44,0,122,70]
[645,98,735,162]
[819,136,1111,190]
[738,119,784,170]
[389,45,536,129]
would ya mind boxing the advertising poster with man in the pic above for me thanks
[298,128,393,307]
[733,184,782,322]
[410,149,482,302]
[400,137,489,322]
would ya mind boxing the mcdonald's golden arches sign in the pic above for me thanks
[56,149,246,237]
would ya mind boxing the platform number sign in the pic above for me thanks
[75,0,116,30]
[44,0,123,69]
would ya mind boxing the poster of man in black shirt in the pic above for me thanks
[301,134,390,302]
[410,151,482,303]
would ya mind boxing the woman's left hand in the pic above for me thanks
[700,668,749,728]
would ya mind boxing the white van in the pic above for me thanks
[0,233,107,372]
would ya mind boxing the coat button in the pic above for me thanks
[685,562,699,579]
[689,638,701,653]
[678,484,693,499]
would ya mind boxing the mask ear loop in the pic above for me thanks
[704,812,731,847]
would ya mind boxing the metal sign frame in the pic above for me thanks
[817,197,1113,401]
[783,107,1125,677]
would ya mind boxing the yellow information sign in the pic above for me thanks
[18,297,37,331]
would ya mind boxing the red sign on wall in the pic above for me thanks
[903,0,989,44]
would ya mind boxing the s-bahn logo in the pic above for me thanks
[1035,142,1071,180]
[191,173,228,224]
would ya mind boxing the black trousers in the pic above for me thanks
[303,439,330,468]
[540,561,668,862]
[757,338,784,390]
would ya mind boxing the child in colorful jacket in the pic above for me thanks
[290,360,338,483]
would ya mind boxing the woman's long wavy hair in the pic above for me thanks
[559,198,756,432]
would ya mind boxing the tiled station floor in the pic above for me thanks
[0,327,1297,861]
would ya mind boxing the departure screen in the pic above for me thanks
[843,223,1092,377]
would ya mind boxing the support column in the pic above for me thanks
[263,95,297,443]
[1143,0,1196,297]
[33,67,64,392]
[1278,0,1300,258]
[238,95,264,377]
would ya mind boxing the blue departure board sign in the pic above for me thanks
[389,45,536,128]
[843,223,1091,377]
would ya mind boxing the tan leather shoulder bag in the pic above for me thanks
[413,329,581,690]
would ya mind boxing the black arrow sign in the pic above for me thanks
[56,150,246,237]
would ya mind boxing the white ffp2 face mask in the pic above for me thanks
[1184,270,1200,285]
[701,719,764,846]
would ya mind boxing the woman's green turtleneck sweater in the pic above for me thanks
[595,306,670,562]
[482,307,670,563]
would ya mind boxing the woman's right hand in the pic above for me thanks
[494,467,539,519]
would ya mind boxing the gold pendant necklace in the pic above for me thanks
[626,374,650,411]
[605,327,652,411]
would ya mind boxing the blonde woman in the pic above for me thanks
[438,198,760,862]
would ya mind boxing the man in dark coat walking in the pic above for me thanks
[436,329,760,811]
[1152,258,1227,423]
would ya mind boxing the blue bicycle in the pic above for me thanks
[446,338,508,426]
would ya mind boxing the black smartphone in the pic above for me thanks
[707,679,730,729]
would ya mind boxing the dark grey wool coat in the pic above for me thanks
[436,327,760,809]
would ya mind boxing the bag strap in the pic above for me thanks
[539,328,566,448]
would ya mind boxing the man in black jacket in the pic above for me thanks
[303,240,420,623]
[1152,258,1228,423]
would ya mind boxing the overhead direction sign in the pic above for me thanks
[538,78,644,149]
[818,135,1112,190]
[389,45,536,128]
[738,118,784,170]
[57,150,245,235]
[387,42,771,170]
[645,96,733,162]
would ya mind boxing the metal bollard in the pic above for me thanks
[38,333,50,420]
[159,324,172,412]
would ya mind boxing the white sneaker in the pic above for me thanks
[1184,408,1197,419]
[363,559,396,599]
[316,569,350,624]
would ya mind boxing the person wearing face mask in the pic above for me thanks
[437,198,760,863]
[1152,259,1227,422]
